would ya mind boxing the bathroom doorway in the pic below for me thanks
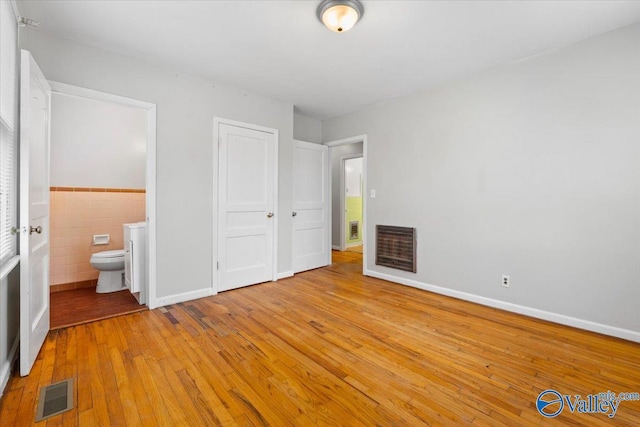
[47,83,156,328]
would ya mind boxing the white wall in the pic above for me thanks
[330,142,362,247]
[293,111,322,144]
[22,29,295,302]
[323,24,640,339]
[51,93,147,188]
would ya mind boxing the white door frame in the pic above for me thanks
[48,82,158,308]
[340,154,364,251]
[325,135,368,272]
[213,117,279,293]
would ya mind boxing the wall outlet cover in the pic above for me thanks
[502,274,510,288]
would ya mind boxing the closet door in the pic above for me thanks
[292,140,329,273]
[217,121,277,291]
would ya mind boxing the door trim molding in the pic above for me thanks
[213,117,279,293]
[48,81,159,308]
[325,135,366,147]
[324,134,368,272]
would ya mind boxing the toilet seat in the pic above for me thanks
[91,249,125,259]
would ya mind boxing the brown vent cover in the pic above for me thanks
[376,225,416,273]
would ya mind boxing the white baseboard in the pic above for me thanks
[151,287,214,308]
[364,269,640,343]
[0,335,19,398]
[276,271,293,280]
[331,245,341,251]
[346,242,362,248]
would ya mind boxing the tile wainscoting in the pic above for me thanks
[50,187,146,288]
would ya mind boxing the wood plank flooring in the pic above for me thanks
[2,251,639,425]
[50,287,147,330]
[345,244,363,254]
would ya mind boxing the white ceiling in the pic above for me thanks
[18,1,640,119]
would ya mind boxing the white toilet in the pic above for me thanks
[90,249,126,293]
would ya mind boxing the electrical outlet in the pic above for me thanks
[370,189,376,198]
[502,275,510,288]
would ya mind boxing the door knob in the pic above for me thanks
[292,212,297,217]
[267,212,274,218]
[30,225,42,235]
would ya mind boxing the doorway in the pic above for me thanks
[325,135,367,272]
[47,82,156,328]
[343,156,363,253]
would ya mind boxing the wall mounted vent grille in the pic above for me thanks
[349,221,359,240]
[375,225,416,273]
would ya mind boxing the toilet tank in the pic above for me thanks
[124,222,147,304]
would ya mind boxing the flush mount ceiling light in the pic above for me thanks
[317,0,364,33]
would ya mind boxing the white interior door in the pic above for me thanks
[217,121,276,292]
[19,50,51,376]
[293,140,329,273]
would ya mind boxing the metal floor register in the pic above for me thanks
[36,378,74,422]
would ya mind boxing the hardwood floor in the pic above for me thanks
[50,287,147,330]
[2,251,639,425]
[345,244,363,254]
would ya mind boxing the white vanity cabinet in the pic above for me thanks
[124,222,147,304]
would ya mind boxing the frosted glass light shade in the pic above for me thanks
[317,0,364,33]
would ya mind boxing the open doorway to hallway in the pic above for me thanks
[326,136,366,268]
[344,156,363,254]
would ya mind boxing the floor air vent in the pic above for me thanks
[36,378,73,422]
[376,225,417,273]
